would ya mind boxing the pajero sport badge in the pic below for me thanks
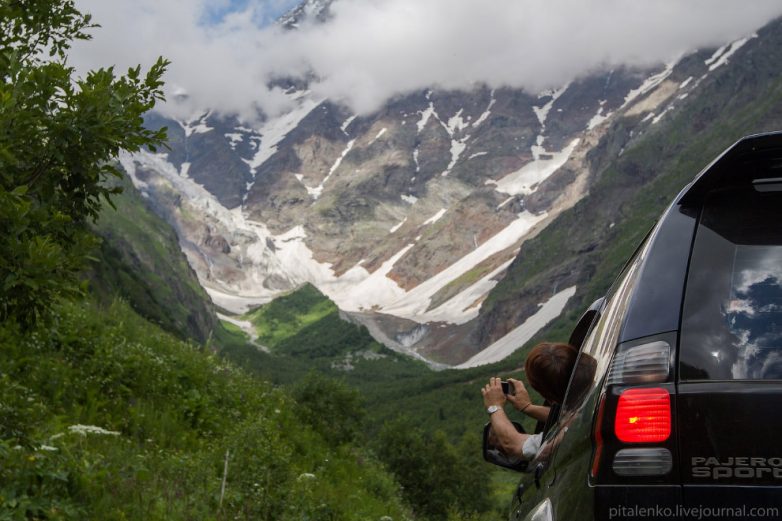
[692,457,782,480]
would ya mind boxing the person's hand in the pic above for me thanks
[482,377,506,408]
[506,378,532,412]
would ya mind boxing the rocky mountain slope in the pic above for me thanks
[89,174,218,343]
[479,16,782,355]
[120,1,781,365]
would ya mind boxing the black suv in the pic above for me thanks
[484,132,782,520]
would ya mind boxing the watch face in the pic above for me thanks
[488,405,500,414]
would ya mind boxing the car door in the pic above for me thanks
[508,406,564,521]
[515,228,654,521]
[677,185,782,511]
[508,298,605,520]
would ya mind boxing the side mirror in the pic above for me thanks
[482,421,529,471]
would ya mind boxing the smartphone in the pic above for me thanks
[501,380,515,395]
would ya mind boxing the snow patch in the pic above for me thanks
[587,106,612,130]
[120,150,299,314]
[706,35,754,72]
[705,43,730,67]
[421,259,513,325]
[533,83,569,126]
[417,102,436,132]
[206,289,274,315]
[622,63,675,109]
[442,137,468,176]
[496,196,515,210]
[469,151,488,160]
[378,211,547,323]
[488,139,580,196]
[179,112,213,137]
[652,106,674,125]
[179,162,191,178]
[446,109,469,135]
[389,218,407,233]
[224,132,243,150]
[318,243,415,312]
[456,286,577,368]
[370,127,387,144]
[422,208,447,226]
[243,93,321,176]
[401,194,418,205]
[472,91,496,128]
[308,139,356,199]
[341,115,356,135]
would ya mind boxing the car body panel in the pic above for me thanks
[619,206,697,345]
[499,132,782,520]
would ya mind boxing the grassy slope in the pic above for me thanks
[0,298,411,521]
[244,283,336,348]
[89,174,217,344]
[220,285,541,440]
[3,173,418,519]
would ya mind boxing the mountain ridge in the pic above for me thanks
[121,13,781,366]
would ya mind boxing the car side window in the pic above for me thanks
[680,187,782,380]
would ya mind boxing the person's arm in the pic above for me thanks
[482,377,528,458]
[489,407,529,456]
[520,403,550,423]
[506,378,550,423]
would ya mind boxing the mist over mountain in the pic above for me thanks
[72,0,782,118]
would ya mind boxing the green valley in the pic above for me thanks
[6,1,782,521]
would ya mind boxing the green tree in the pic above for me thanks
[291,371,366,446]
[0,0,168,326]
[375,416,492,520]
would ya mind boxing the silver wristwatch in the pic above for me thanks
[487,405,501,415]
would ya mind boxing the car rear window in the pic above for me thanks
[680,186,782,380]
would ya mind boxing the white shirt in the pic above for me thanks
[522,432,543,460]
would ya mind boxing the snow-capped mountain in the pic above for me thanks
[278,0,333,28]
[121,4,772,366]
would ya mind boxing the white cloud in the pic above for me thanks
[70,0,782,119]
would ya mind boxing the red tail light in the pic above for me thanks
[615,387,671,443]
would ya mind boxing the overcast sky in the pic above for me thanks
[70,0,782,120]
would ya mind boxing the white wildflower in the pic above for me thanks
[68,424,120,436]
[297,473,316,481]
[38,445,58,452]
